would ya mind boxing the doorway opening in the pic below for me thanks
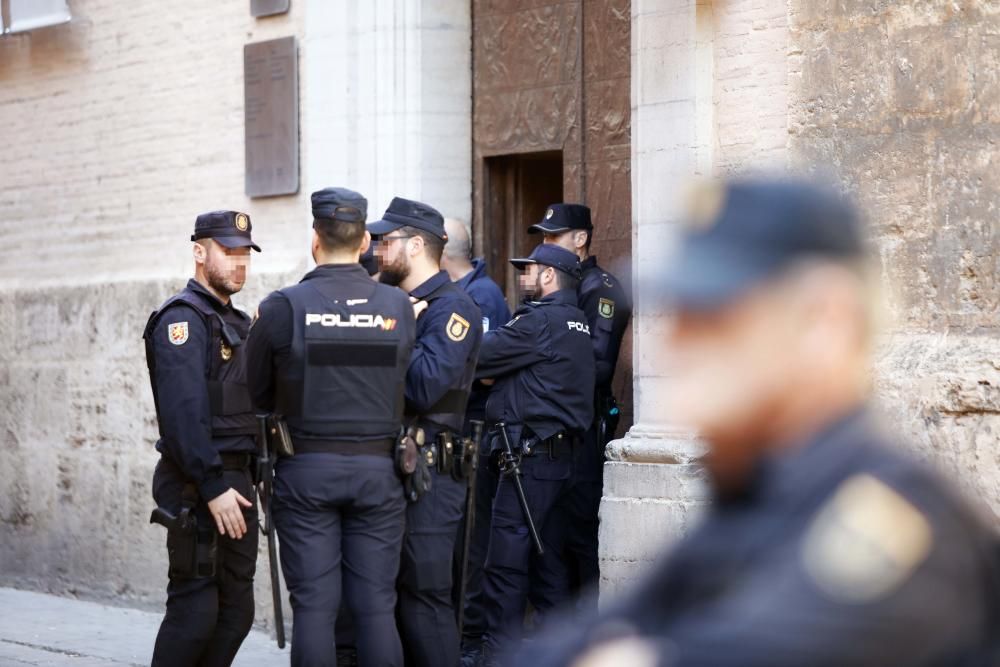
[482,151,564,306]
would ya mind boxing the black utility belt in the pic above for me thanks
[521,432,577,458]
[417,430,462,476]
[220,452,255,470]
[293,437,396,458]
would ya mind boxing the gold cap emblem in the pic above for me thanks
[235,213,249,232]
[545,208,554,220]
[221,342,233,362]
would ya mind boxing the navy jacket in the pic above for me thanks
[405,270,483,440]
[519,410,1000,666]
[578,256,631,392]
[456,258,511,423]
[475,289,595,446]
[457,258,511,333]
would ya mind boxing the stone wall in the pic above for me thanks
[789,0,1000,516]
[0,273,292,630]
[602,0,998,596]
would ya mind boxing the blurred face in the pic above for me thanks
[662,285,802,493]
[543,229,588,254]
[661,265,870,496]
[517,263,557,300]
[375,232,414,286]
[196,241,250,297]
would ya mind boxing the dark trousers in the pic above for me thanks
[151,458,258,667]
[454,441,499,646]
[397,467,467,667]
[273,453,406,667]
[482,450,574,651]
[536,426,603,614]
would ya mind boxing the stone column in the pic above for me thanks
[304,0,472,218]
[598,0,711,595]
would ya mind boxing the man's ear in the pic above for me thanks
[193,241,207,265]
[360,230,371,255]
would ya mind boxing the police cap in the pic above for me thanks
[367,197,447,241]
[528,203,592,234]
[312,187,368,224]
[191,210,261,252]
[510,243,583,280]
[659,178,864,310]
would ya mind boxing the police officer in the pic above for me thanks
[144,210,261,667]
[474,243,595,665]
[245,188,416,667]
[518,179,1000,667]
[530,203,631,595]
[368,198,484,667]
[440,218,512,658]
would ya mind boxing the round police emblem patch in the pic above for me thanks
[545,208,554,220]
[446,312,471,342]
[235,213,249,231]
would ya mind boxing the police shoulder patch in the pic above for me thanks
[802,473,933,604]
[167,321,189,346]
[598,297,615,319]
[446,312,471,342]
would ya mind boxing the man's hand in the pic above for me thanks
[410,296,429,319]
[207,488,253,539]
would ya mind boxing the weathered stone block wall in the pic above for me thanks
[603,0,998,596]
[789,0,1000,517]
[0,272,293,632]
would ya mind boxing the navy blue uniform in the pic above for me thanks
[452,258,511,648]
[144,279,259,667]
[397,270,483,667]
[557,256,633,600]
[475,289,595,654]
[518,411,1000,667]
[246,263,415,667]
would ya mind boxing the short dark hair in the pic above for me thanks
[313,219,366,253]
[554,267,580,291]
[400,225,445,264]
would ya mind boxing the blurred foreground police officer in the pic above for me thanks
[517,178,1000,667]
[144,211,261,666]
[369,199,484,667]
[440,218,512,658]
[246,188,416,667]
[473,244,595,665]
[531,203,631,595]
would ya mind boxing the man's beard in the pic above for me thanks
[521,275,543,302]
[379,254,410,287]
[205,260,244,297]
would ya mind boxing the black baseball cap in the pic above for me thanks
[528,203,592,234]
[312,187,368,224]
[191,211,261,252]
[367,197,447,241]
[659,178,864,310]
[510,243,583,280]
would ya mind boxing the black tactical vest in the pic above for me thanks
[143,286,256,438]
[275,276,411,441]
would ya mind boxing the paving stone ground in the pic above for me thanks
[0,588,287,666]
